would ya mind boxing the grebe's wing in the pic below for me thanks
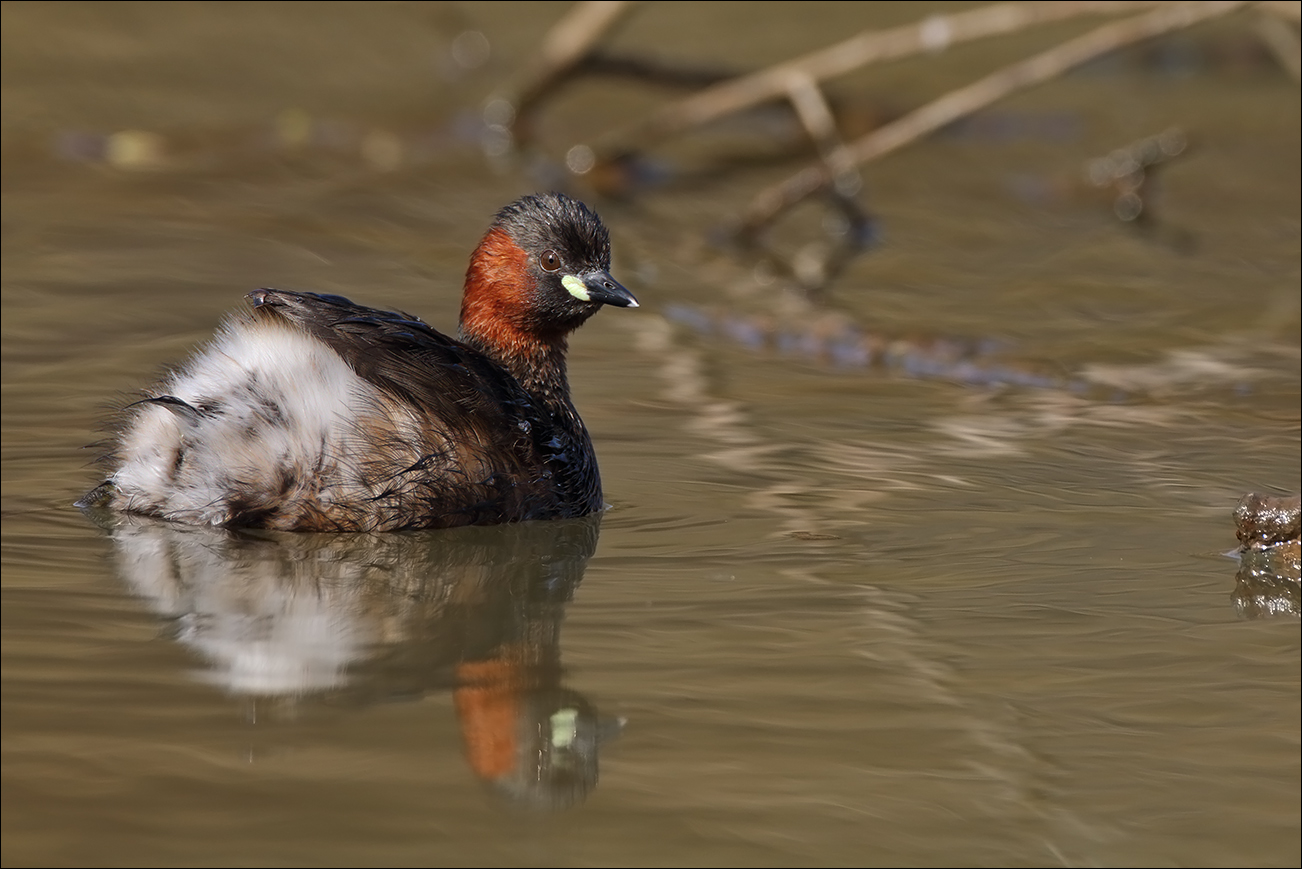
[247,289,534,418]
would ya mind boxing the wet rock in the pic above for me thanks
[1234,492,1301,550]
[1231,493,1300,620]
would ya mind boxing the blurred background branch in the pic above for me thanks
[501,0,1296,291]
[737,1,1248,239]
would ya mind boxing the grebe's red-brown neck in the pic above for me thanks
[459,226,570,399]
[457,193,638,404]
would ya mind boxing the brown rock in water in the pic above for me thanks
[1234,493,1300,549]
[1232,494,1300,620]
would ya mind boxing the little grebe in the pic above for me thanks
[82,192,638,531]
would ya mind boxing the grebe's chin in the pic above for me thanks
[81,192,638,532]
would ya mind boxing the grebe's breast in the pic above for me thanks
[101,290,601,531]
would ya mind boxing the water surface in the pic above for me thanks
[3,2,1299,866]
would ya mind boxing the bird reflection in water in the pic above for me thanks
[84,508,622,811]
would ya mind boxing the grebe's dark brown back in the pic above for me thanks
[82,192,637,531]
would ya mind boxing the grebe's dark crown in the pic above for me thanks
[494,192,611,272]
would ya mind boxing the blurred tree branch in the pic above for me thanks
[510,1,1297,289]
[738,1,1249,238]
[593,1,1170,157]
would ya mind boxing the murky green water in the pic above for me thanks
[3,2,1298,866]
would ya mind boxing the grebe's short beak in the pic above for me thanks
[566,269,639,308]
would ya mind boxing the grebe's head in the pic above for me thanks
[460,192,637,351]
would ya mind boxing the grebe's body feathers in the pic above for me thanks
[88,193,635,531]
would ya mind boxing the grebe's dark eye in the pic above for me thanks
[540,250,561,272]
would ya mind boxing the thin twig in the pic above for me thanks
[511,1,640,141]
[783,72,856,189]
[598,1,1166,156]
[739,0,1248,237]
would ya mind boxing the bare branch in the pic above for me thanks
[739,1,1248,237]
[598,1,1167,155]
[511,1,640,140]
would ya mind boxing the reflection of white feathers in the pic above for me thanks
[179,586,368,697]
[112,522,377,696]
[103,516,601,700]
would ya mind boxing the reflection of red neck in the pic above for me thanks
[459,226,569,395]
[454,656,525,781]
